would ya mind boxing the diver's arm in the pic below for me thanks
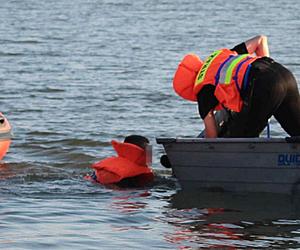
[245,35,270,57]
[203,110,218,138]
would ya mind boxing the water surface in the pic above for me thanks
[0,0,300,249]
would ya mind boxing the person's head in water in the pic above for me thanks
[116,135,152,188]
[124,135,149,150]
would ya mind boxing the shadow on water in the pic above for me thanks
[170,189,300,223]
[163,188,300,248]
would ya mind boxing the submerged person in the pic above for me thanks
[85,135,154,187]
[173,35,300,138]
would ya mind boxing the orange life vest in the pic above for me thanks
[194,49,258,112]
[92,140,154,185]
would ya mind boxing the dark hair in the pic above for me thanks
[124,135,149,149]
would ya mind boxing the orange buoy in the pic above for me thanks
[0,113,12,160]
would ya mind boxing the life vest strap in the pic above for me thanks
[214,55,234,85]
[242,64,252,92]
[233,57,253,93]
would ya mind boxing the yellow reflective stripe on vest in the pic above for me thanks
[195,50,222,86]
[223,54,248,84]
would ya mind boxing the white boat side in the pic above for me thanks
[0,113,12,140]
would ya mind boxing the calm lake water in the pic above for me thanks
[1,0,300,249]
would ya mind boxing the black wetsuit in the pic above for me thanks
[197,43,300,137]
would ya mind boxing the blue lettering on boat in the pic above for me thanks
[278,154,300,166]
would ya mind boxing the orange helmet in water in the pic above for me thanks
[173,54,203,102]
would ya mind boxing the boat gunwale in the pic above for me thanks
[156,137,300,144]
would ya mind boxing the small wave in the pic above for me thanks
[0,52,25,57]
[0,162,84,182]
[16,143,96,161]
[37,138,111,148]
[0,51,63,58]
[13,108,43,113]
[37,87,65,93]
[27,131,65,136]
[284,63,300,67]
[0,162,114,197]
[0,39,43,44]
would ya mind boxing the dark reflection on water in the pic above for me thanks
[165,189,300,248]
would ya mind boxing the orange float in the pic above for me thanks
[0,113,12,160]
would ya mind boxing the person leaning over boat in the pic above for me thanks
[173,35,300,138]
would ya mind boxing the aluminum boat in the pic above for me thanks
[157,137,300,194]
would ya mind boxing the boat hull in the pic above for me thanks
[157,137,300,194]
